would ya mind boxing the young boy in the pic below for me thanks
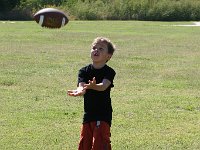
[67,37,116,150]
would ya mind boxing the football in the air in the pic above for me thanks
[34,8,69,28]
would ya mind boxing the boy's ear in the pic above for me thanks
[107,54,112,61]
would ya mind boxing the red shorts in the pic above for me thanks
[78,121,111,150]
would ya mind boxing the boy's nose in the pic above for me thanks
[94,49,99,52]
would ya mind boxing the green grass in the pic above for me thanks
[0,21,200,150]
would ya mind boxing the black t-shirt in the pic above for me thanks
[78,64,116,126]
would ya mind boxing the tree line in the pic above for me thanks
[1,0,200,21]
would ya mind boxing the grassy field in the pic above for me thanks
[0,21,200,150]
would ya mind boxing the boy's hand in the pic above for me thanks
[67,89,85,96]
[84,77,111,91]
[67,84,86,96]
[84,77,96,90]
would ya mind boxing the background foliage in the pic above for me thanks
[1,0,200,21]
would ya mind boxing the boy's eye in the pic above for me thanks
[99,48,104,51]
[92,46,104,51]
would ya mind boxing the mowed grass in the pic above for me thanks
[0,21,200,150]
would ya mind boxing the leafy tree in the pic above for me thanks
[0,0,20,12]
[38,0,63,6]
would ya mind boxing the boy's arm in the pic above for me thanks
[67,82,86,96]
[84,77,111,91]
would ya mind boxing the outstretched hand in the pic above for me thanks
[68,77,110,96]
[84,77,96,90]
[67,87,86,97]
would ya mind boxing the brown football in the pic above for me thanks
[34,8,69,28]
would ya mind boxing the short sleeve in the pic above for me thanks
[78,68,87,85]
[104,67,116,87]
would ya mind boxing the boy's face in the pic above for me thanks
[91,41,112,64]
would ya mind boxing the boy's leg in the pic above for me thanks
[92,121,111,150]
[78,123,93,150]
